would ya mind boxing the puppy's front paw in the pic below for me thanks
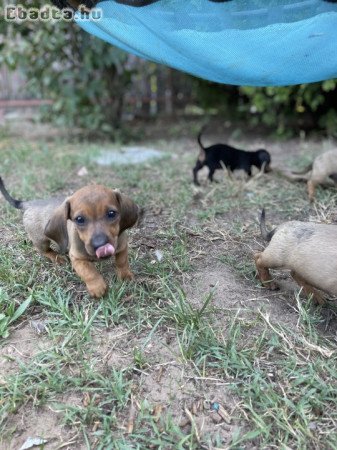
[55,255,68,266]
[117,269,134,281]
[87,279,108,298]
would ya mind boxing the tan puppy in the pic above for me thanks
[254,209,337,304]
[286,149,337,201]
[0,178,139,298]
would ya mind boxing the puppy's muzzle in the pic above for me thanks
[91,233,115,259]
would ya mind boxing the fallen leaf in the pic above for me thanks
[154,250,163,262]
[217,404,231,424]
[30,320,48,335]
[83,392,90,407]
[19,437,48,450]
[77,166,88,177]
[152,404,163,422]
[127,401,138,434]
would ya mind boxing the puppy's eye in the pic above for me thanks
[107,210,117,219]
[75,216,86,225]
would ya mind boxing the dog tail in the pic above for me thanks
[0,177,23,209]
[197,127,206,151]
[291,162,313,175]
[272,167,310,181]
[197,125,208,163]
[259,209,276,242]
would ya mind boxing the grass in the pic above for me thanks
[1,123,337,448]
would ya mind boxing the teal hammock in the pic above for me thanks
[66,0,337,86]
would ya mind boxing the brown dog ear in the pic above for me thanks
[44,200,70,254]
[114,190,139,233]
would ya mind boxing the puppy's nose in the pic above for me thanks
[91,233,109,250]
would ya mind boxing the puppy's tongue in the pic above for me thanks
[96,243,115,259]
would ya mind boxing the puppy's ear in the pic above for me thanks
[44,200,70,253]
[114,190,139,233]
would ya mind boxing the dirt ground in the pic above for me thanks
[1,118,337,449]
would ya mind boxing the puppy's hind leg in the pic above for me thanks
[193,160,204,185]
[254,252,279,290]
[35,239,66,265]
[307,179,318,202]
[291,271,325,305]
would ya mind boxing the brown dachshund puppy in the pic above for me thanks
[0,178,139,298]
[254,209,337,304]
[283,149,337,201]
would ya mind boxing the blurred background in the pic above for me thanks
[0,0,337,140]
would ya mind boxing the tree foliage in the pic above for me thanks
[193,78,337,136]
[1,5,132,136]
[239,81,337,135]
[1,2,336,137]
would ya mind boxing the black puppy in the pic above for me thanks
[192,130,271,185]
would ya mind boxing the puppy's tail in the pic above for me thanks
[259,209,276,242]
[197,125,208,163]
[273,167,311,181]
[197,126,206,151]
[0,177,23,209]
[292,162,313,175]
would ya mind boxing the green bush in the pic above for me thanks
[193,78,337,136]
[239,81,337,135]
[1,8,132,136]
[1,2,336,137]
